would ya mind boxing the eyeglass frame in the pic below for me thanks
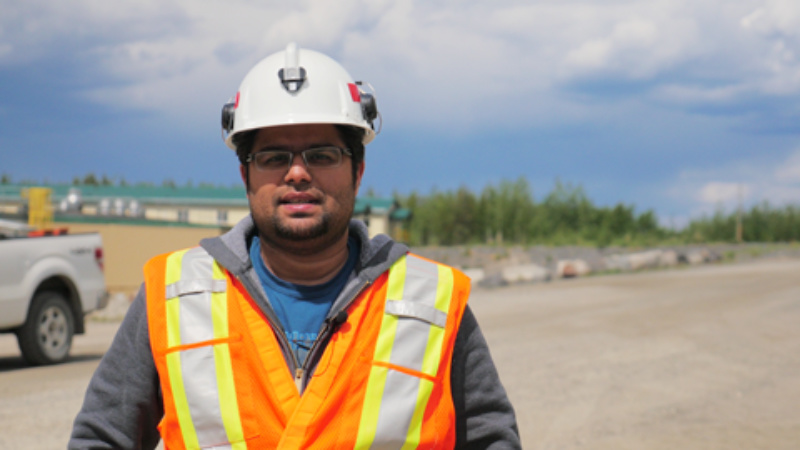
[244,146,353,172]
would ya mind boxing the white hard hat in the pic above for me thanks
[221,42,379,150]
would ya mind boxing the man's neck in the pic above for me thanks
[257,234,351,286]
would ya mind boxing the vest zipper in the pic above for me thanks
[295,368,304,393]
[235,274,302,385]
[239,271,371,394]
[299,279,371,390]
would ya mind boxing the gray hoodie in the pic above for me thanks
[69,217,521,449]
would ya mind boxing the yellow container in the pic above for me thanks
[22,187,54,230]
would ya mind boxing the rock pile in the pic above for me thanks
[411,243,797,289]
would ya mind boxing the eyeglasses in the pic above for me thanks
[245,146,352,172]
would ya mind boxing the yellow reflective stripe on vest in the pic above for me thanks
[164,247,247,450]
[356,254,455,449]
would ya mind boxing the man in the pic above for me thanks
[70,43,520,449]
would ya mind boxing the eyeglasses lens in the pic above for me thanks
[251,147,344,171]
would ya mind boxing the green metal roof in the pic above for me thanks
[0,183,247,204]
[354,197,396,214]
[390,209,412,221]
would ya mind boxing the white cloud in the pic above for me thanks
[698,182,750,204]
[741,0,800,38]
[652,83,749,105]
[562,16,687,80]
[0,0,189,64]
[733,0,800,96]
[668,149,800,219]
[3,0,800,133]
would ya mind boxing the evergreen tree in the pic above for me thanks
[82,173,99,186]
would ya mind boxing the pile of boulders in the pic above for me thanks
[600,248,721,273]
[411,243,798,289]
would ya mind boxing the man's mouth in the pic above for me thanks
[280,197,320,205]
[279,194,321,213]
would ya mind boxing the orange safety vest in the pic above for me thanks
[144,246,470,449]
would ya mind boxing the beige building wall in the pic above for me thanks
[144,208,181,222]
[368,215,389,238]
[142,206,250,227]
[188,208,219,226]
[229,209,250,225]
[0,204,18,214]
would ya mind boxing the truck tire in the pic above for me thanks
[16,291,75,365]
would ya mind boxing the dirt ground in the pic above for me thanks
[470,258,800,449]
[0,257,798,449]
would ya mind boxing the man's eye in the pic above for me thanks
[306,149,338,166]
[257,152,290,167]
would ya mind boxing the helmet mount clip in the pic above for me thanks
[278,67,307,93]
[279,42,306,93]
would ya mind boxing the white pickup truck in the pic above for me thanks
[0,219,109,365]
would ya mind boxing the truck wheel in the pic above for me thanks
[16,291,75,365]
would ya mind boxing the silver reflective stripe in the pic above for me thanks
[176,247,221,345]
[367,255,450,448]
[371,369,426,449]
[165,279,227,299]
[181,345,229,447]
[384,300,447,328]
[163,247,243,449]
[387,255,441,374]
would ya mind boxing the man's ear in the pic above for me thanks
[239,164,250,194]
[354,161,365,194]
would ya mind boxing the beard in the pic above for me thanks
[273,212,330,241]
[251,202,353,256]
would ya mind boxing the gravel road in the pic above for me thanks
[1,258,798,449]
[470,258,800,449]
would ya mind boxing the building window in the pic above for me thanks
[178,210,189,223]
[217,210,228,225]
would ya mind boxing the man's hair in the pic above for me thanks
[234,125,366,186]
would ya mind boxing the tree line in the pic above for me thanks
[395,178,800,247]
[683,202,800,243]
[396,178,665,247]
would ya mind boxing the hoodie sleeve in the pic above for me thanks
[69,286,163,450]
[452,306,522,449]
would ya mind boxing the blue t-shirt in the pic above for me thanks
[249,236,359,366]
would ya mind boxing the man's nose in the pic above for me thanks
[284,152,311,182]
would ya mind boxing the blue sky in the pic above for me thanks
[2,0,800,228]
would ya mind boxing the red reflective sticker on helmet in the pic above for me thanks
[235,92,240,109]
[348,83,361,102]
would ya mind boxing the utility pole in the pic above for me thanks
[735,184,743,243]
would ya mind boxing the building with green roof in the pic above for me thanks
[0,183,411,241]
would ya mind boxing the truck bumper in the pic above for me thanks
[97,290,110,310]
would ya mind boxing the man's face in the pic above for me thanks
[240,124,364,254]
